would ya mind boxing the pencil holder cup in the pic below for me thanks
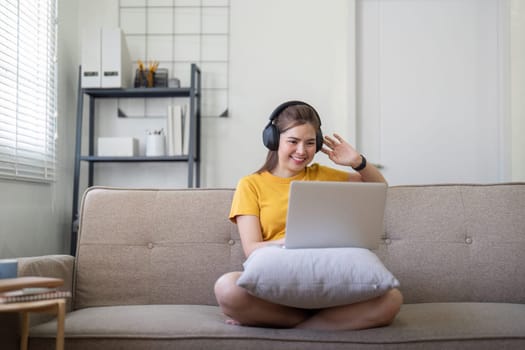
[134,69,148,88]
[0,259,18,279]
[146,134,165,157]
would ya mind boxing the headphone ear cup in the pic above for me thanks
[262,123,280,151]
[316,129,324,152]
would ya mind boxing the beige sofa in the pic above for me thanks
[3,183,525,349]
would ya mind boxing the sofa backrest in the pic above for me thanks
[74,184,525,309]
[74,187,243,309]
[377,183,525,304]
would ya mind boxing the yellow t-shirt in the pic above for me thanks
[229,163,350,242]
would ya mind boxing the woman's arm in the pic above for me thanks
[236,215,285,258]
[321,133,387,184]
[347,155,387,183]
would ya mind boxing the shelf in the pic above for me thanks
[82,87,196,98]
[72,63,201,256]
[80,155,191,162]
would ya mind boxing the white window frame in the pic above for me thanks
[0,0,58,183]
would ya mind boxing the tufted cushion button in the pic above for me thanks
[384,238,392,245]
[228,239,235,246]
[147,242,154,249]
[465,237,473,244]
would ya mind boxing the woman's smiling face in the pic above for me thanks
[273,123,317,178]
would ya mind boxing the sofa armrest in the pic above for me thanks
[17,255,75,295]
[18,255,75,325]
[18,254,75,306]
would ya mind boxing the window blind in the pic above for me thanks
[0,0,58,182]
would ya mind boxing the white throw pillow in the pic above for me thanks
[237,246,400,309]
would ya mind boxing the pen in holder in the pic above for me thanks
[146,129,165,157]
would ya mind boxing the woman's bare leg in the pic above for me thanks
[214,271,310,328]
[215,272,402,330]
[295,288,403,331]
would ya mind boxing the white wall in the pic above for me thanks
[0,0,79,258]
[3,0,523,258]
[356,0,509,185]
[76,0,355,190]
[77,0,524,190]
[511,0,525,181]
[207,0,355,187]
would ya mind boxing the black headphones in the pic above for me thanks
[262,101,324,152]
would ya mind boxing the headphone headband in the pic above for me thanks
[268,100,322,126]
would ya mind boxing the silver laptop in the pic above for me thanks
[284,181,387,250]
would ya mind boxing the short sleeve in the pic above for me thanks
[229,177,260,223]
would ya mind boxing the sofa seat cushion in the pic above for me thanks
[29,303,525,350]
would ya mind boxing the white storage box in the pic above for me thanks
[81,27,132,88]
[97,137,138,157]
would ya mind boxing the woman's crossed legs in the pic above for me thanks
[214,271,403,331]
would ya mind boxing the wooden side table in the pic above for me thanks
[0,277,67,350]
[0,299,66,350]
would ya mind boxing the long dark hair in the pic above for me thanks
[256,104,321,174]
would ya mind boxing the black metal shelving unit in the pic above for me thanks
[70,64,201,255]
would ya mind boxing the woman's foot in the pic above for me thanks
[225,318,242,326]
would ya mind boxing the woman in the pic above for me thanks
[214,101,403,330]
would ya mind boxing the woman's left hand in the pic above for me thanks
[321,133,362,168]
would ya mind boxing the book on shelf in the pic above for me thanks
[0,287,71,304]
[182,104,190,156]
[166,105,183,156]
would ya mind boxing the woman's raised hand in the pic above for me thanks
[321,133,362,168]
